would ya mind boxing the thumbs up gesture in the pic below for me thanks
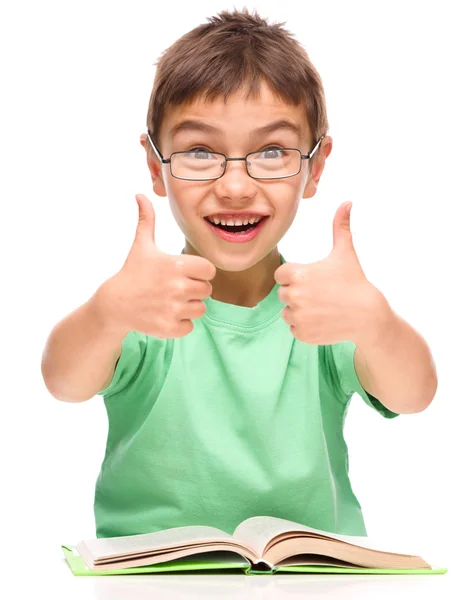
[274,202,388,346]
[95,194,216,339]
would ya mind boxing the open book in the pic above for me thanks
[62,515,447,576]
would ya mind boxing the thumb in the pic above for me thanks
[134,194,156,246]
[332,201,355,257]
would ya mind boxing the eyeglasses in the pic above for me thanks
[146,129,324,181]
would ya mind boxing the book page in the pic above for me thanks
[277,554,358,567]
[81,545,253,571]
[233,516,325,557]
[80,525,235,561]
[232,516,421,559]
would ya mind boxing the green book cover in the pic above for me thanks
[62,546,447,576]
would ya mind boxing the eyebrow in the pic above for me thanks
[169,119,303,139]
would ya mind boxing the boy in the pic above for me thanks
[41,9,437,539]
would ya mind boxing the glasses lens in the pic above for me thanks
[171,150,224,180]
[247,149,301,179]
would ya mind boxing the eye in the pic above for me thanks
[188,147,215,159]
[258,146,284,159]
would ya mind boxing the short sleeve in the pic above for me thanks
[97,331,148,398]
[330,340,399,419]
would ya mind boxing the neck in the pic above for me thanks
[183,243,281,308]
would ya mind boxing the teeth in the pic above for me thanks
[209,216,263,226]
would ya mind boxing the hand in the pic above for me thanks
[94,194,216,339]
[274,202,388,346]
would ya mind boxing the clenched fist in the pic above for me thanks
[275,202,387,346]
[94,194,216,339]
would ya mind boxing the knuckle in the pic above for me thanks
[174,257,186,270]
[158,316,173,334]
[290,289,302,303]
[170,279,187,297]
[292,268,306,283]
[170,300,182,317]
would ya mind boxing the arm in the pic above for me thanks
[41,289,127,403]
[354,293,438,414]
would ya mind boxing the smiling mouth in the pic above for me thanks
[204,216,269,233]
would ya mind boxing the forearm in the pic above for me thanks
[41,291,126,402]
[355,297,438,414]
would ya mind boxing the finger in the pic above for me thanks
[281,305,294,325]
[180,255,217,282]
[274,262,296,286]
[180,299,207,320]
[277,285,290,305]
[178,279,213,301]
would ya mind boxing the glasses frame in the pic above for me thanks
[146,129,325,181]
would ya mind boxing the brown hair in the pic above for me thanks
[146,8,328,161]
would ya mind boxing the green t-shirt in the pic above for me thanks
[95,251,398,539]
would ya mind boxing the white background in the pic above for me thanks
[1,0,475,590]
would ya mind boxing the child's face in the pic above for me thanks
[141,81,332,272]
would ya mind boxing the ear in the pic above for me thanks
[140,133,167,197]
[302,136,333,199]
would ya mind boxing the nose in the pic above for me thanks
[213,158,257,200]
